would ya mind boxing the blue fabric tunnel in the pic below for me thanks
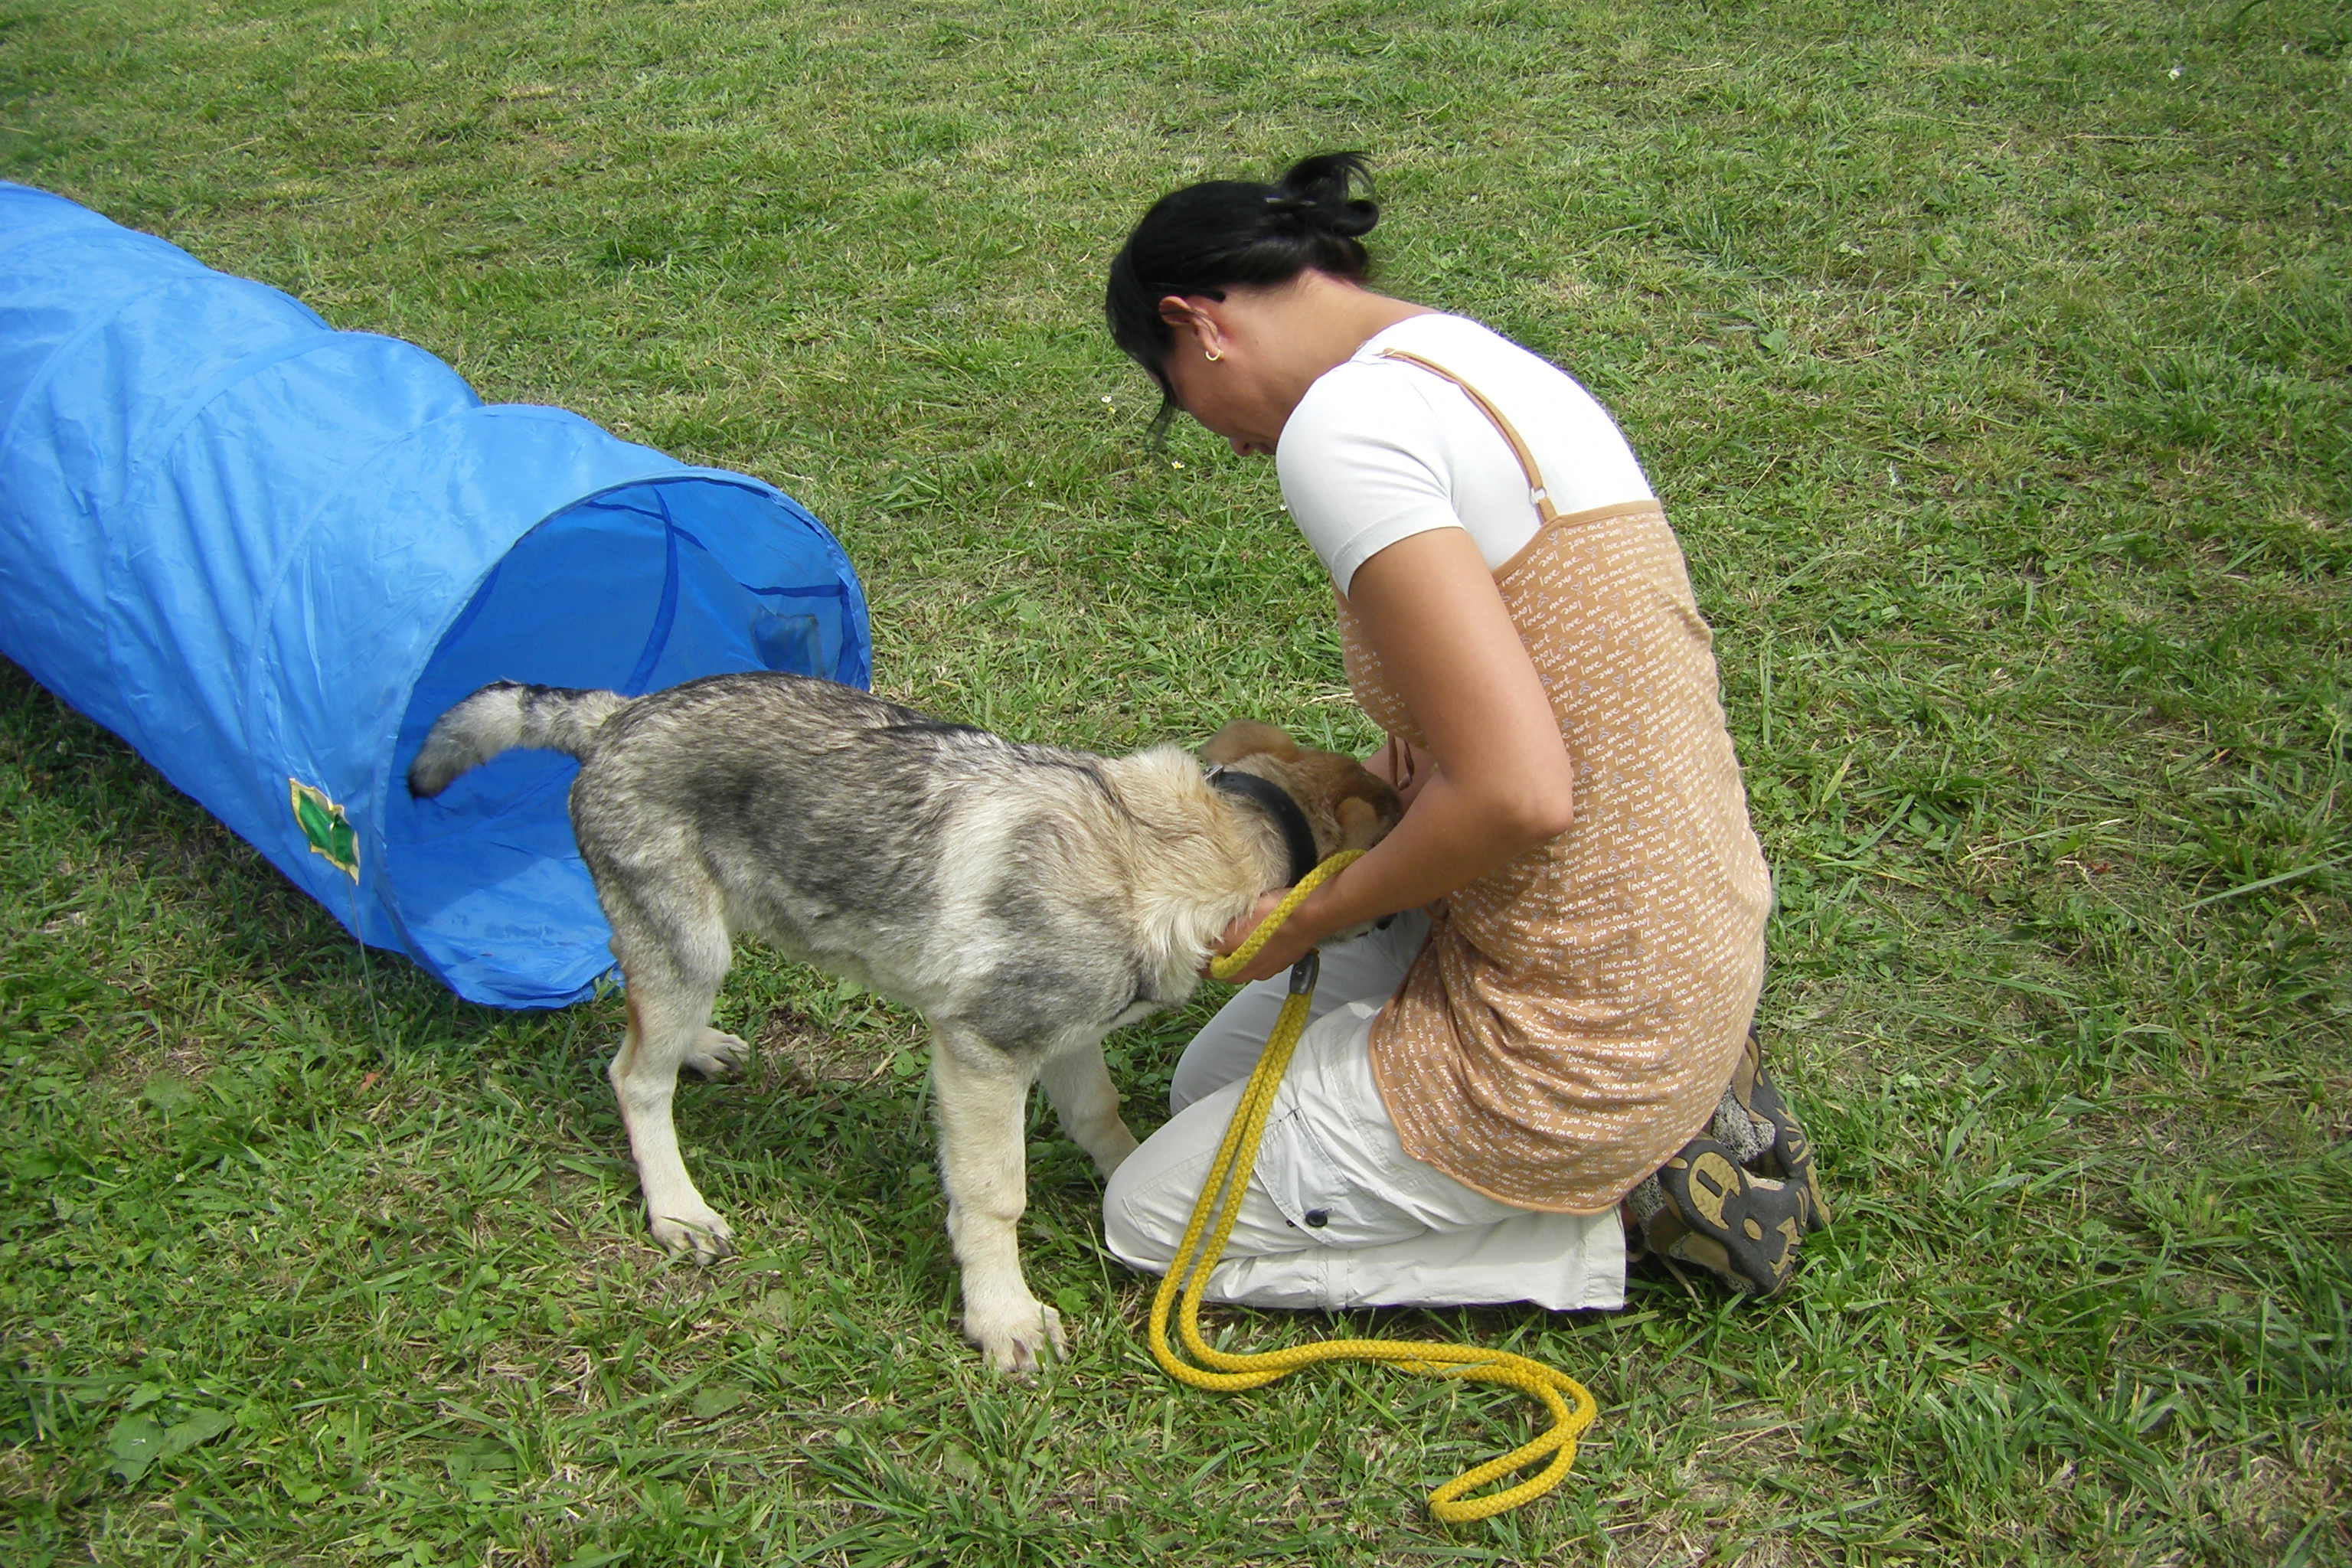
[0,183,871,1008]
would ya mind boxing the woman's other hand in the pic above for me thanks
[1207,887,1319,985]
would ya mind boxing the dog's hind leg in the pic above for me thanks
[606,910,740,1262]
[1038,1044,1139,1178]
[929,1027,1064,1376]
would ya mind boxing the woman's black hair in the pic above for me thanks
[1105,152,1380,430]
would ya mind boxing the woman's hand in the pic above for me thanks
[1207,887,1322,985]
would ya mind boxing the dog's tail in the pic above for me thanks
[407,681,629,797]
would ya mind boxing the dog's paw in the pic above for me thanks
[683,1029,753,1082]
[648,1205,737,1263]
[965,1299,1068,1378]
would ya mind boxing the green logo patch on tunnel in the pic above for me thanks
[289,779,358,880]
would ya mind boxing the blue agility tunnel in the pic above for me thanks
[0,183,870,1008]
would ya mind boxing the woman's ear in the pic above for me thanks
[1157,294,1204,332]
[1158,296,1227,360]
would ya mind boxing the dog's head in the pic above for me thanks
[1200,720,1403,866]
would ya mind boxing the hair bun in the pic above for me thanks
[1270,152,1379,240]
[1258,191,1323,230]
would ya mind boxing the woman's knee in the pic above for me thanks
[1168,989,1286,1113]
[1168,1047,1243,1116]
[1100,1133,1200,1272]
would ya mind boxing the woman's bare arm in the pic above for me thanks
[1214,526,1573,981]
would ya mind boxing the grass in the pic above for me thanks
[2,0,2347,1561]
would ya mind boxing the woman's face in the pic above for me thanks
[1161,348,1281,458]
[1154,295,1289,458]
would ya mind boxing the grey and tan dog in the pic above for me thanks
[410,673,1400,1372]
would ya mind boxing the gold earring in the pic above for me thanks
[1205,348,1223,363]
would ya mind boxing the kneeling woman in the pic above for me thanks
[1099,153,1826,1310]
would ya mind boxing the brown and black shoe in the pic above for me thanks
[1633,1136,1808,1294]
[1625,1033,1829,1295]
[1729,1028,1831,1232]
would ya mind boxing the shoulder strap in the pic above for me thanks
[1377,348,1558,525]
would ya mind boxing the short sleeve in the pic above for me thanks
[1276,365,1468,594]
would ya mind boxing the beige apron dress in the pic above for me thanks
[1337,349,1773,1215]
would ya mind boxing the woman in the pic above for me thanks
[1098,152,1827,1310]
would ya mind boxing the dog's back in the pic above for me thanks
[449,674,1166,1047]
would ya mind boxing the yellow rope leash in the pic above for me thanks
[1147,850,1599,1524]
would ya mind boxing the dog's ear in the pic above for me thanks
[1201,720,1299,766]
[1337,795,1391,851]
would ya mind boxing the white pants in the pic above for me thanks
[1102,913,1627,1312]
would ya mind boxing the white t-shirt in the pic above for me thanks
[1276,314,1655,593]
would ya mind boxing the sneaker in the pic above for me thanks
[1622,1033,1829,1295]
[1632,1136,1808,1294]
[1729,1028,1830,1230]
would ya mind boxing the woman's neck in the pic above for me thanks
[1249,271,1435,419]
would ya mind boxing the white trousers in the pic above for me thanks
[1102,913,1627,1312]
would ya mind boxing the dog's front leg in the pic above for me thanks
[929,1029,1063,1376]
[1038,1043,1139,1178]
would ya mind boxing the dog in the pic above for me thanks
[409,673,1400,1372]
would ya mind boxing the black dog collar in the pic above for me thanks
[1206,765,1321,888]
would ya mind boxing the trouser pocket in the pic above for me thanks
[1256,1106,1465,1250]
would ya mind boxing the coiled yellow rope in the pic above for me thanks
[1148,850,1599,1524]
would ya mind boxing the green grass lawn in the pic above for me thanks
[4,0,2347,1562]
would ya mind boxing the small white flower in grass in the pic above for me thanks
[1171,459,1185,469]
[2168,65,2182,79]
